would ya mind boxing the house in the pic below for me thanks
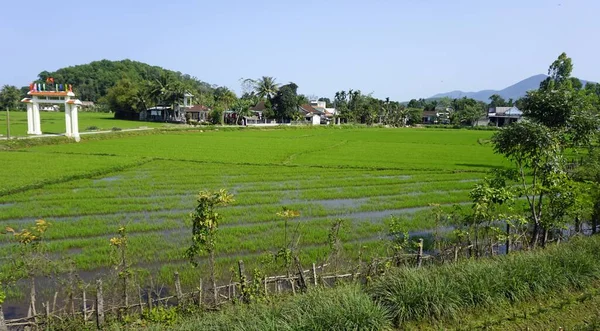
[435,106,453,124]
[310,100,337,123]
[186,105,211,122]
[299,104,325,125]
[139,92,194,123]
[488,106,523,127]
[421,106,453,124]
[40,105,60,111]
[422,110,437,124]
[81,101,95,109]
[139,106,179,122]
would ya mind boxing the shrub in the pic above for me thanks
[111,127,122,131]
[85,126,99,131]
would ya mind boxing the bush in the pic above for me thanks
[142,307,179,326]
[111,127,122,131]
[85,126,99,131]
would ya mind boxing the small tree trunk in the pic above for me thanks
[174,272,183,305]
[30,277,37,317]
[506,223,511,255]
[96,280,105,329]
[210,251,218,305]
[294,256,307,292]
[237,260,248,303]
[0,305,7,331]
[82,288,87,323]
[416,238,424,268]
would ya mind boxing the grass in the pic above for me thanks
[0,125,508,309]
[109,236,600,331]
[0,110,170,137]
[368,235,600,327]
[138,285,391,331]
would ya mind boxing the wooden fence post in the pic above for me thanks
[146,287,153,311]
[29,277,37,317]
[312,263,318,286]
[174,272,183,304]
[506,223,511,255]
[44,301,50,322]
[96,279,105,329]
[82,288,87,323]
[294,256,307,292]
[416,238,424,268]
[453,245,459,263]
[198,279,203,308]
[238,260,248,303]
[0,304,7,331]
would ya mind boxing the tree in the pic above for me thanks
[522,53,599,145]
[213,87,237,124]
[271,83,300,122]
[459,104,485,127]
[540,52,573,90]
[102,78,142,114]
[232,99,253,125]
[297,94,309,105]
[253,76,279,100]
[491,121,565,247]
[318,97,333,108]
[0,85,21,110]
[186,190,234,302]
[488,94,508,108]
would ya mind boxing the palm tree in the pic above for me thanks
[214,87,237,125]
[254,76,279,100]
[232,99,253,125]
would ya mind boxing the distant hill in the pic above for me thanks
[34,59,213,102]
[430,74,592,102]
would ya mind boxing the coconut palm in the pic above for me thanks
[254,76,279,100]
[232,99,253,125]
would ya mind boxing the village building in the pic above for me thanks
[487,106,523,127]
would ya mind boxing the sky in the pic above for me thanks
[1,0,599,101]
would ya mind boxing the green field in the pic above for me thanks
[0,110,171,137]
[0,124,509,299]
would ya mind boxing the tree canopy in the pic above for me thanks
[34,59,214,103]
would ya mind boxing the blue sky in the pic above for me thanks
[1,0,599,100]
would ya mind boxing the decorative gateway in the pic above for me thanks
[21,79,83,142]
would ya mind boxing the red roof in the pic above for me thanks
[300,104,319,114]
[250,101,266,111]
[187,105,211,112]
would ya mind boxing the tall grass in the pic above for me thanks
[368,235,600,326]
[143,285,390,331]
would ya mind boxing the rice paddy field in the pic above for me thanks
[0,125,508,309]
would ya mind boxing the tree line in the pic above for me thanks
[2,55,600,128]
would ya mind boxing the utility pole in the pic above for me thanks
[5,107,10,139]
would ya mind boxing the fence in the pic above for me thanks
[1,243,428,330]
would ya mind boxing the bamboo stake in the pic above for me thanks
[96,280,105,329]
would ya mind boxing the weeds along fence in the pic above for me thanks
[1,247,428,330]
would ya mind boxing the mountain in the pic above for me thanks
[34,59,213,102]
[430,74,591,102]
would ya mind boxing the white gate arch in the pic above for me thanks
[21,83,82,142]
